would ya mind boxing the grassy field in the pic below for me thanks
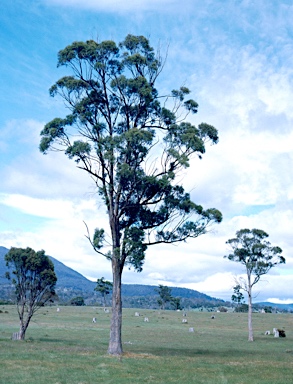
[0,305,293,384]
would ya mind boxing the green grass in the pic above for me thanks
[1,306,293,383]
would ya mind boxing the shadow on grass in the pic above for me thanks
[38,338,66,342]
[124,345,283,359]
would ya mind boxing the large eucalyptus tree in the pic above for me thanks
[40,34,222,355]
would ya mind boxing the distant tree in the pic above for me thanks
[156,285,173,309]
[235,303,248,313]
[231,284,245,309]
[70,296,85,306]
[170,296,182,310]
[94,277,113,307]
[225,228,285,341]
[40,34,222,355]
[5,247,57,340]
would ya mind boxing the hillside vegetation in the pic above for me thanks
[0,246,225,308]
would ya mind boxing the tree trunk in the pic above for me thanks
[19,328,26,340]
[247,287,253,341]
[108,261,123,355]
[15,321,28,340]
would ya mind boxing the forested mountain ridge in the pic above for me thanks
[0,246,224,306]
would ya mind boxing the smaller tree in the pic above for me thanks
[231,284,245,309]
[235,303,249,313]
[225,228,285,341]
[94,277,113,307]
[5,247,57,340]
[155,285,173,310]
[170,297,182,310]
[70,296,85,306]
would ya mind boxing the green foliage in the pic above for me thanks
[263,306,273,313]
[94,277,113,306]
[155,285,174,309]
[70,296,85,306]
[5,247,57,305]
[234,304,249,313]
[231,285,245,307]
[218,306,228,312]
[41,34,222,273]
[92,229,105,250]
[225,228,285,289]
[5,247,57,339]
[170,296,182,310]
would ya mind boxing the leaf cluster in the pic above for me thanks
[94,277,113,295]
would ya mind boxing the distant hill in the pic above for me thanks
[256,302,293,311]
[0,246,94,290]
[0,246,8,281]
[0,246,225,308]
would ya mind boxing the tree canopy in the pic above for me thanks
[40,34,222,355]
[156,284,173,309]
[225,228,285,290]
[5,247,57,340]
[95,277,113,307]
[231,284,245,308]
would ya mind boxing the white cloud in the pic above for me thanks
[266,298,293,305]
[0,192,111,280]
[0,119,95,198]
[45,0,179,12]
[183,272,236,299]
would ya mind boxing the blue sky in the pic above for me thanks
[1,0,293,303]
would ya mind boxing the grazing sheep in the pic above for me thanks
[92,317,97,323]
[144,317,149,322]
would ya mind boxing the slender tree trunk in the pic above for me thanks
[247,282,253,341]
[18,316,30,340]
[108,260,123,355]
[19,326,26,340]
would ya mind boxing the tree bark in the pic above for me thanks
[247,280,253,341]
[108,260,123,355]
[19,318,30,340]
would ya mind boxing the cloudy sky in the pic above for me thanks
[1,0,293,303]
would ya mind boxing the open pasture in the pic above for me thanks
[0,306,293,383]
